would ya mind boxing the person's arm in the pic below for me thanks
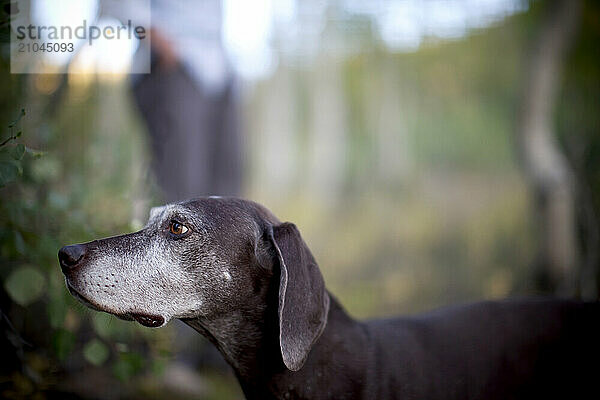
[99,0,179,70]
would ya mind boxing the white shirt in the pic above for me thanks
[101,0,232,93]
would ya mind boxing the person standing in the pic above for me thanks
[106,0,243,202]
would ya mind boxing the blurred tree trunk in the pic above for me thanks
[516,0,582,295]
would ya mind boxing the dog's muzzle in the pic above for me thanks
[58,243,167,328]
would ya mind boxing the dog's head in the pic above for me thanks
[59,197,329,370]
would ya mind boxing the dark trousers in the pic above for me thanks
[132,65,243,202]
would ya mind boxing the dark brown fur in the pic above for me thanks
[59,197,600,400]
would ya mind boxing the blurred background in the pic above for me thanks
[1,0,599,398]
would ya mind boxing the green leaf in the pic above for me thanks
[0,160,22,187]
[25,146,45,158]
[83,339,110,366]
[151,358,166,376]
[31,156,59,182]
[112,352,145,381]
[11,144,25,160]
[4,266,46,307]
[7,109,25,128]
[92,312,114,339]
[13,230,25,255]
[0,148,10,161]
[47,294,68,329]
[52,329,75,361]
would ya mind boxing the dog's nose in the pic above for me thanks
[58,244,86,271]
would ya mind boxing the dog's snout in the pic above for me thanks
[58,244,86,271]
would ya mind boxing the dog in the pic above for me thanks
[58,197,599,399]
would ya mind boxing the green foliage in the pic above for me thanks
[113,351,145,382]
[47,286,69,329]
[91,312,115,339]
[52,329,75,361]
[0,6,166,397]
[0,158,21,186]
[0,109,45,187]
[0,73,161,397]
[83,338,110,366]
[4,265,45,306]
[0,109,25,187]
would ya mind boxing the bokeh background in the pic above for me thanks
[1,0,599,398]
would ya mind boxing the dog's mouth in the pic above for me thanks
[66,282,164,327]
[130,313,165,328]
[66,282,103,312]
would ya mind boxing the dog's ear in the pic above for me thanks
[269,222,330,371]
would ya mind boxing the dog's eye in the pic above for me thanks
[169,221,189,236]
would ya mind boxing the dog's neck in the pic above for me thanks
[182,304,270,377]
[182,293,371,399]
